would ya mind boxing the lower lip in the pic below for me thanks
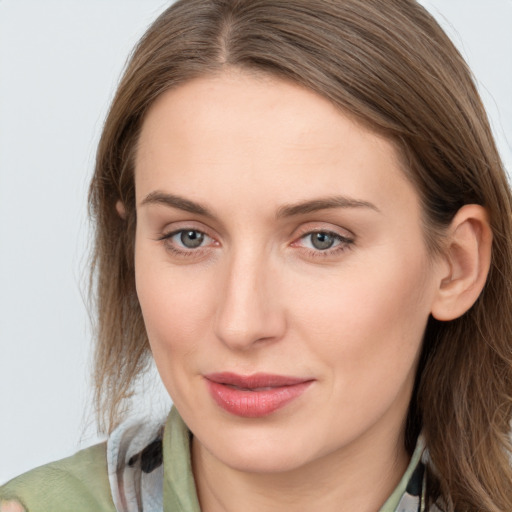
[205,379,313,418]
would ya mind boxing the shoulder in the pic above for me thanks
[0,443,116,512]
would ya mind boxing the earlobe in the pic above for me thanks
[431,205,492,321]
[116,200,127,220]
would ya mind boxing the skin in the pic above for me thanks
[0,502,25,512]
[132,70,490,512]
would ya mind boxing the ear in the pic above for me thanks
[116,200,127,220]
[431,204,492,321]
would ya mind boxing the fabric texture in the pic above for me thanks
[0,443,114,512]
[1,407,430,512]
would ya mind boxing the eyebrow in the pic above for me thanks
[140,191,379,218]
[275,196,380,218]
[140,191,214,218]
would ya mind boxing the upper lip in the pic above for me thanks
[204,372,314,389]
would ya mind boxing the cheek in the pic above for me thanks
[137,274,207,343]
[134,242,216,366]
[135,257,216,409]
[290,248,433,383]
[282,251,433,441]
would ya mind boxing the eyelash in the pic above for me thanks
[157,229,354,259]
[294,230,354,258]
[157,229,216,258]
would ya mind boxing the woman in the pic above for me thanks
[1,0,511,511]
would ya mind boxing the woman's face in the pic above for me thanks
[134,70,443,474]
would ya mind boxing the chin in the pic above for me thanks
[192,417,322,475]
[211,440,312,474]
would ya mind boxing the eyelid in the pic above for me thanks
[157,219,218,240]
[159,226,217,242]
[292,231,353,248]
[160,228,213,245]
[156,221,221,259]
[292,222,355,241]
[289,223,355,258]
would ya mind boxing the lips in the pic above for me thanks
[204,372,314,417]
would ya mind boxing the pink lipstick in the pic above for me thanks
[204,372,313,417]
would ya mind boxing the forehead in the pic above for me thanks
[134,70,416,216]
[137,70,389,161]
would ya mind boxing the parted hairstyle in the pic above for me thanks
[88,1,512,510]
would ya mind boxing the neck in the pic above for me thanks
[191,426,409,512]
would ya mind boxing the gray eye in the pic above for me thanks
[180,230,205,248]
[310,232,336,250]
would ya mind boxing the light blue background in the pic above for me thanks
[1,0,511,484]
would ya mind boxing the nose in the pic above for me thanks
[214,248,286,351]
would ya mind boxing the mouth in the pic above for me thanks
[203,372,314,418]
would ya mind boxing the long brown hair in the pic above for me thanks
[89,1,512,510]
